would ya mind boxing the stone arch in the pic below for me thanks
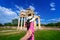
[34,16,41,29]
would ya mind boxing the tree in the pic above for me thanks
[4,23,12,26]
[0,23,3,26]
[12,19,18,26]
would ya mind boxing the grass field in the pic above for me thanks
[0,30,60,40]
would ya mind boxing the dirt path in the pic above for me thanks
[35,26,60,30]
[42,27,60,30]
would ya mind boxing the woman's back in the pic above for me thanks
[28,22,34,40]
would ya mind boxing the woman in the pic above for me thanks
[20,15,35,40]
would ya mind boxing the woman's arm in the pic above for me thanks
[20,30,32,40]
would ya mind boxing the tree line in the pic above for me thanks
[0,19,60,28]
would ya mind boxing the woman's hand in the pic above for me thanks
[20,30,32,40]
[20,37,25,40]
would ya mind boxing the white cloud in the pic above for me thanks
[50,2,56,11]
[0,6,18,24]
[35,12,38,15]
[50,8,56,11]
[48,18,60,22]
[48,19,55,21]
[29,5,35,11]
[40,18,60,24]
[0,14,1,15]
[40,19,46,21]
[50,2,56,7]
[15,5,26,13]
[16,10,20,13]
[0,6,17,16]
[15,5,35,12]
[15,5,25,11]
[15,5,21,10]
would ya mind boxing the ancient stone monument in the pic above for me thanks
[17,8,41,30]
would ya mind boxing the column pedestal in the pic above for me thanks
[21,17,23,30]
[38,18,41,29]
[17,17,20,30]
[24,18,25,27]
[34,20,36,28]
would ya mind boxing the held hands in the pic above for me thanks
[20,29,32,40]
[20,37,26,40]
[20,37,27,40]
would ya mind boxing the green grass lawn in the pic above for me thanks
[0,30,60,40]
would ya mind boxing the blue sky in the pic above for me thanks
[0,0,60,24]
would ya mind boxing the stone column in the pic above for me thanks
[24,18,25,27]
[38,18,41,29]
[34,16,36,27]
[17,17,20,30]
[34,20,36,27]
[21,17,23,29]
